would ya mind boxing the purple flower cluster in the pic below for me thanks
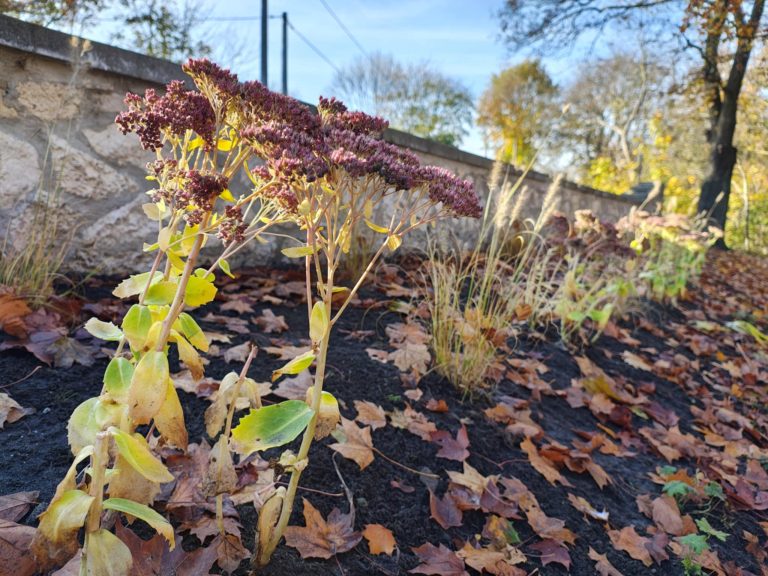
[218,205,247,245]
[118,57,481,224]
[116,81,216,150]
[180,170,229,224]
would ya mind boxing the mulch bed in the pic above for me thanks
[1,251,767,576]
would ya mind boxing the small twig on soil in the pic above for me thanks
[372,447,439,479]
[0,366,41,389]
[274,482,344,498]
[474,453,529,469]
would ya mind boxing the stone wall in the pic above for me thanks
[0,16,652,274]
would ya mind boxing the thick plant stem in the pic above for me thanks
[258,298,332,566]
[80,432,109,575]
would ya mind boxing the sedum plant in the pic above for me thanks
[226,96,481,566]
[31,58,480,573]
[30,59,303,573]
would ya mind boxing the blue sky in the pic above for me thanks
[80,0,584,156]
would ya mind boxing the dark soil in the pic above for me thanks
[1,260,766,576]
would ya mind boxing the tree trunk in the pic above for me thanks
[697,0,765,249]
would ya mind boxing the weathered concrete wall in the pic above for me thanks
[0,16,651,274]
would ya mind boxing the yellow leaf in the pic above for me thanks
[309,301,328,344]
[108,427,174,483]
[85,529,132,576]
[364,219,389,234]
[174,332,204,380]
[281,245,318,258]
[219,188,236,202]
[127,351,169,425]
[272,350,315,382]
[154,378,188,449]
[36,489,93,544]
[386,234,402,251]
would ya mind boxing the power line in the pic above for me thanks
[318,0,367,57]
[287,20,341,74]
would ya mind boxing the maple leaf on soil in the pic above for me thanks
[362,524,396,555]
[410,542,468,576]
[388,406,437,441]
[429,489,463,529]
[273,370,313,400]
[0,519,36,576]
[457,542,526,576]
[224,341,252,364]
[607,526,653,567]
[588,547,624,576]
[0,393,34,429]
[0,292,31,338]
[253,308,289,333]
[219,297,254,314]
[430,424,470,462]
[0,491,38,522]
[329,417,375,470]
[520,437,573,487]
[529,539,571,570]
[567,494,609,522]
[354,400,387,430]
[284,498,362,559]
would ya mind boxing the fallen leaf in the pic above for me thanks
[529,539,571,570]
[224,341,252,364]
[284,498,361,559]
[0,519,36,576]
[651,495,685,536]
[458,542,526,575]
[354,400,386,430]
[429,490,463,529]
[410,542,468,576]
[0,393,34,429]
[588,547,625,576]
[273,370,313,400]
[0,492,38,522]
[389,406,437,441]
[430,425,470,462]
[621,351,653,372]
[253,309,289,333]
[329,418,375,470]
[567,494,609,522]
[425,398,449,413]
[520,437,572,487]
[362,524,396,555]
[607,526,653,567]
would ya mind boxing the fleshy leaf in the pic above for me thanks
[84,318,123,341]
[122,305,153,352]
[127,351,169,425]
[231,400,314,456]
[103,358,134,402]
[85,529,133,576]
[108,427,174,483]
[271,350,315,382]
[309,302,328,344]
[102,498,175,548]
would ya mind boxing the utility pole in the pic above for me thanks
[281,12,288,94]
[260,0,268,85]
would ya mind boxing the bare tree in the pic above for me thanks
[330,52,474,147]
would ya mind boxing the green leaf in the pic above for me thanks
[663,480,695,499]
[177,312,209,351]
[37,489,94,544]
[678,533,709,555]
[122,304,153,352]
[84,318,123,341]
[85,529,133,576]
[231,400,314,456]
[113,271,163,299]
[309,302,328,344]
[103,358,134,402]
[102,498,175,548]
[281,245,318,258]
[271,349,315,382]
[219,258,234,278]
[144,280,178,306]
[127,351,169,425]
[108,427,174,483]
[695,518,728,542]
[185,274,217,307]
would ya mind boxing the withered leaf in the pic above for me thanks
[0,393,33,429]
[253,309,289,333]
[362,523,396,555]
[567,493,609,522]
[329,417,375,470]
[389,406,437,441]
[410,542,468,576]
[607,526,653,567]
[588,547,625,576]
[0,519,36,576]
[651,495,685,536]
[520,437,572,487]
[429,490,463,529]
[0,491,38,522]
[354,400,387,430]
[457,542,526,576]
[430,424,470,462]
[284,498,362,559]
[529,539,571,570]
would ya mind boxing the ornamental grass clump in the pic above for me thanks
[33,59,480,574]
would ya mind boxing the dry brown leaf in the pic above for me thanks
[389,406,437,441]
[588,547,625,576]
[607,526,653,567]
[621,351,653,372]
[0,292,32,339]
[0,519,36,576]
[520,437,572,487]
[429,490,463,529]
[410,542,468,576]
[329,417,375,470]
[457,542,526,575]
[447,462,491,496]
[529,539,571,570]
[253,309,289,333]
[651,495,685,536]
[567,494,609,522]
[284,498,361,559]
[0,393,33,429]
[362,524,396,555]
[354,400,387,430]
[224,341,252,364]
[389,343,431,374]
[0,492,38,522]
[273,370,313,400]
[430,425,470,462]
